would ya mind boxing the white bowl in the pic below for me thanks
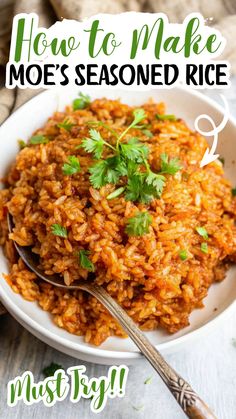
[0,87,236,365]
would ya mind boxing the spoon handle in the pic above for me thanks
[82,282,216,419]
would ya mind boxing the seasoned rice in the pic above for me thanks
[0,97,236,346]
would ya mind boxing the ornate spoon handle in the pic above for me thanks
[81,282,216,419]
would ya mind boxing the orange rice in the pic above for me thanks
[0,97,236,346]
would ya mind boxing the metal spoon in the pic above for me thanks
[8,213,216,419]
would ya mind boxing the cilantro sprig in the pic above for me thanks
[107,186,125,200]
[30,135,49,145]
[18,139,27,149]
[51,224,68,238]
[135,123,153,138]
[57,118,75,132]
[73,92,91,110]
[218,156,225,166]
[125,211,152,236]
[125,173,163,204]
[116,108,147,148]
[87,120,119,138]
[119,138,149,163]
[89,157,125,188]
[156,114,176,121]
[142,129,153,138]
[179,249,188,261]
[232,188,236,196]
[196,226,209,240]
[160,153,182,175]
[81,108,181,206]
[81,129,115,159]
[201,243,208,254]
[79,250,95,272]
[42,362,63,378]
[144,376,153,385]
[62,156,80,176]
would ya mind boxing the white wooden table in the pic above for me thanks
[1,81,236,419]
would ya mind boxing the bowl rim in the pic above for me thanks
[0,85,236,361]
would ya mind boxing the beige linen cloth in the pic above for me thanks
[0,0,235,315]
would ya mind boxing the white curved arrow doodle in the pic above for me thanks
[194,94,229,168]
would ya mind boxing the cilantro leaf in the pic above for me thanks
[125,174,144,202]
[156,114,176,121]
[232,188,236,196]
[81,129,105,159]
[57,118,75,131]
[105,157,122,184]
[79,250,95,272]
[196,227,209,240]
[132,405,144,412]
[144,377,152,385]
[18,139,27,149]
[145,171,166,197]
[117,109,147,144]
[78,102,180,204]
[89,156,125,189]
[218,156,225,166]
[179,249,188,261]
[119,138,149,163]
[125,174,157,204]
[126,160,139,177]
[87,120,119,138]
[89,161,109,189]
[73,92,91,110]
[51,224,68,238]
[135,124,153,138]
[81,128,116,158]
[201,242,208,254]
[132,108,147,126]
[42,362,63,378]
[107,156,126,182]
[125,211,152,236]
[30,135,49,145]
[160,153,182,175]
[62,155,80,176]
[142,129,153,138]
[107,187,125,200]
